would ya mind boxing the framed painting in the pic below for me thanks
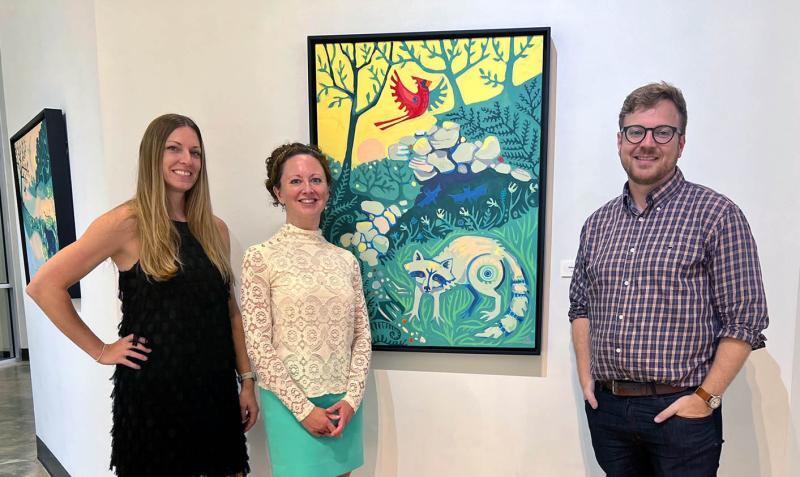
[10,109,80,298]
[309,28,550,354]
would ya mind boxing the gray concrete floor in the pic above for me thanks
[0,361,50,477]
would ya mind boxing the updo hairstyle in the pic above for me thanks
[264,143,333,207]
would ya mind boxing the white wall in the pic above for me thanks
[0,0,120,475]
[2,0,799,476]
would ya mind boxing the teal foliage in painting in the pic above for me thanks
[350,159,419,203]
[327,154,342,181]
[320,167,360,245]
[34,124,54,199]
[441,77,542,172]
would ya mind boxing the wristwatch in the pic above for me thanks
[237,371,256,383]
[695,386,722,409]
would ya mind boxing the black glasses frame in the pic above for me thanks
[621,125,683,144]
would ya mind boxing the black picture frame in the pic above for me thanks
[10,109,80,298]
[308,28,551,354]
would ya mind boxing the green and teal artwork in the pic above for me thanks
[11,109,80,298]
[309,28,549,353]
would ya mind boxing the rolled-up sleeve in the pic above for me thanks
[708,205,768,349]
[569,222,590,322]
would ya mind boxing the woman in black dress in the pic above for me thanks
[27,114,257,476]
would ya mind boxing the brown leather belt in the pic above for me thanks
[599,380,689,397]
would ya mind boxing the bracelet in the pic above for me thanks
[237,371,256,383]
[95,344,107,363]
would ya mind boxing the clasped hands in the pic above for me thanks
[301,400,354,438]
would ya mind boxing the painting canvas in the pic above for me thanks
[10,109,80,298]
[309,28,550,354]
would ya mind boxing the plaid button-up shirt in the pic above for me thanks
[569,168,768,386]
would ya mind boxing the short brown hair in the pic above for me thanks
[264,143,333,206]
[618,82,687,133]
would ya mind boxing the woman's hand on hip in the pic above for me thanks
[99,333,151,369]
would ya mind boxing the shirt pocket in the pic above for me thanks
[654,239,705,302]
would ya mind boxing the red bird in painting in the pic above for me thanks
[374,71,431,130]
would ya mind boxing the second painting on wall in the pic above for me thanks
[309,28,550,354]
[10,108,80,298]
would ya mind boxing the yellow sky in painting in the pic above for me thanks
[315,35,544,167]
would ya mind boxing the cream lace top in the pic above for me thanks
[240,223,372,421]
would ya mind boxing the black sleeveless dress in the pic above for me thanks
[110,222,249,476]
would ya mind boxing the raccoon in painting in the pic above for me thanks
[404,236,529,338]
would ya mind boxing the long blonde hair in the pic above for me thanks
[129,114,232,282]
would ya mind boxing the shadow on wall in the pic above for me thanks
[720,352,775,476]
[570,348,605,477]
[783,270,800,477]
[359,370,397,477]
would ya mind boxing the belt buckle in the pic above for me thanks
[611,380,619,395]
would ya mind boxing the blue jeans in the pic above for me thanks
[585,387,723,477]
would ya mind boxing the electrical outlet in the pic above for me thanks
[560,260,575,278]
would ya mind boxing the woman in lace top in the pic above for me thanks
[240,143,371,477]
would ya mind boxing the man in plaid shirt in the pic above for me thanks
[569,82,768,476]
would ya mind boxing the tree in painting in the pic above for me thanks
[313,32,547,352]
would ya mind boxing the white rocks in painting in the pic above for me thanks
[471,160,488,173]
[388,143,410,161]
[364,227,378,242]
[430,121,460,149]
[427,150,455,173]
[409,158,434,173]
[413,168,438,181]
[341,200,410,268]
[361,248,379,267]
[373,235,390,254]
[387,204,402,218]
[374,216,390,234]
[475,135,501,161]
[361,200,385,216]
[494,162,512,174]
[413,137,433,156]
[511,168,532,182]
[382,120,534,185]
[452,142,477,163]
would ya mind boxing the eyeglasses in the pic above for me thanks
[621,125,683,144]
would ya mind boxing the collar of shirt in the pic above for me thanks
[278,223,325,244]
[621,167,686,216]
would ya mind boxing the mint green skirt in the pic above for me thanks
[260,388,364,477]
